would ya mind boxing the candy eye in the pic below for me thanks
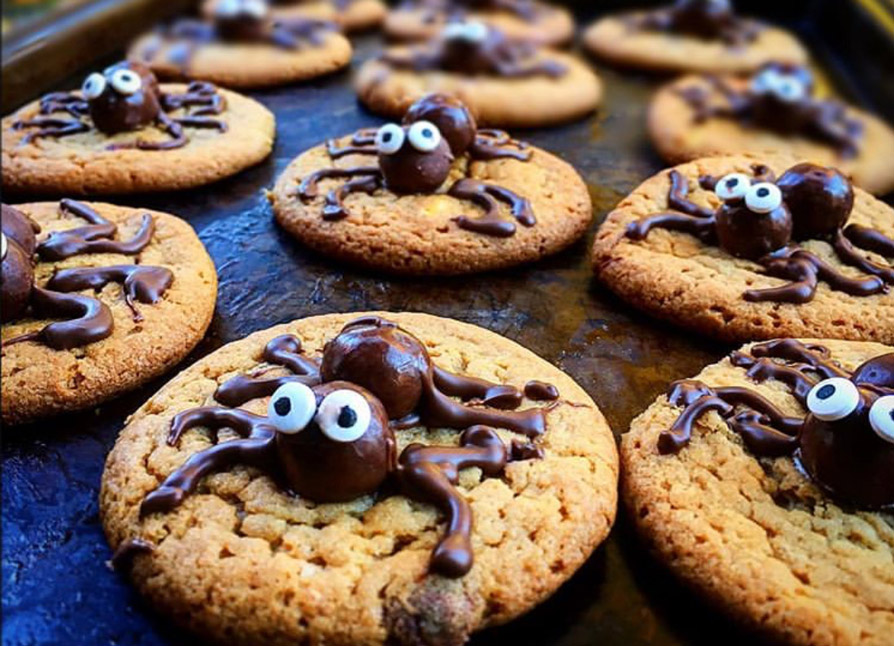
[869,396,894,443]
[82,72,107,100]
[744,182,782,214]
[773,76,806,103]
[1,233,7,260]
[316,389,371,443]
[407,120,442,153]
[109,69,142,95]
[807,378,861,422]
[243,0,267,18]
[375,123,406,155]
[268,382,317,434]
[216,0,240,16]
[750,68,779,95]
[462,21,488,42]
[442,22,467,40]
[714,173,751,200]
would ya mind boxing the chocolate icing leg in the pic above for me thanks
[469,130,531,162]
[140,434,276,516]
[323,174,384,220]
[39,92,89,118]
[46,265,173,321]
[833,229,894,283]
[845,224,894,258]
[14,117,90,144]
[449,178,534,238]
[432,366,523,410]
[626,212,716,242]
[730,354,819,404]
[397,426,510,577]
[748,339,848,379]
[1,287,113,351]
[667,169,714,217]
[167,407,274,445]
[325,129,378,158]
[38,211,155,261]
[299,166,380,200]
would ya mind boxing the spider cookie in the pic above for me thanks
[592,156,894,343]
[129,0,352,88]
[355,21,601,128]
[1,200,216,425]
[101,312,618,646]
[583,0,807,74]
[385,0,574,47]
[2,61,274,195]
[623,338,894,645]
[272,93,592,274]
[648,63,894,195]
[204,0,387,32]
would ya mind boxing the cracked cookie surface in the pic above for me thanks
[1,201,217,424]
[622,338,894,646]
[591,155,894,343]
[271,140,592,275]
[2,85,275,196]
[100,311,618,646]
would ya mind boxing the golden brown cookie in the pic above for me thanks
[2,83,274,196]
[384,1,574,46]
[622,338,894,646]
[100,311,619,646]
[203,0,387,32]
[1,201,217,425]
[270,119,592,275]
[128,22,352,89]
[583,10,807,74]
[355,43,601,128]
[592,155,894,343]
[648,72,894,196]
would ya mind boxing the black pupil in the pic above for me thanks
[757,187,770,198]
[337,406,357,428]
[889,410,894,422]
[726,178,738,188]
[274,397,291,416]
[382,133,392,143]
[422,128,433,138]
[817,384,836,400]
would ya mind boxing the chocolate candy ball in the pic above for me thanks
[715,200,793,260]
[274,382,394,502]
[776,163,854,240]
[404,94,477,157]
[1,233,34,324]
[321,320,431,419]
[378,128,453,194]
[1,204,39,257]
[86,61,162,135]
[673,0,733,38]
[852,353,894,389]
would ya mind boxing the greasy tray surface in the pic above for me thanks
[3,10,893,646]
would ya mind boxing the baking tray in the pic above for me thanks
[2,2,893,645]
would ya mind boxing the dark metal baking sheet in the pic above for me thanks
[2,2,893,645]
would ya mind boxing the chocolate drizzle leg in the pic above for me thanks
[46,265,173,322]
[397,425,509,577]
[2,287,114,350]
[38,200,155,261]
[449,179,534,237]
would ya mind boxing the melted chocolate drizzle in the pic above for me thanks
[2,287,114,351]
[46,265,173,322]
[449,178,535,237]
[626,3,760,47]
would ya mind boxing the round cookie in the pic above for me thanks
[384,1,574,46]
[648,72,894,196]
[622,338,894,646]
[592,155,894,343]
[335,0,388,31]
[355,40,601,128]
[129,13,352,89]
[100,311,619,646]
[2,71,274,196]
[583,9,807,74]
[1,200,217,425]
[271,97,593,274]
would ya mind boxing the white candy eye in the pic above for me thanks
[109,69,142,95]
[1,233,7,260]
[243,0,268,19]
[407,120,442,153]
[714,172,751,201]
[744,182,782,214]
[268,382,317,434]
[316,389,371,443]
[869,396,894,443]
[216,0,240,16]
[807,378,861,422]
[773,76,806,103]
[82,72,107,100]
[375,123,405,155]
[442,22,468,40]
[462,21,488,42]
[750,68,779,95]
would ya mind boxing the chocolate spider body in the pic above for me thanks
[658,339,894,509]
[382,21,565,78]
[679,63,864,158]
[12,62,227,150]
[626,162,894,303]
[1,200,173,350]
[140,316,558,577]
[301,94,537,237]
[630,0,759,46]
